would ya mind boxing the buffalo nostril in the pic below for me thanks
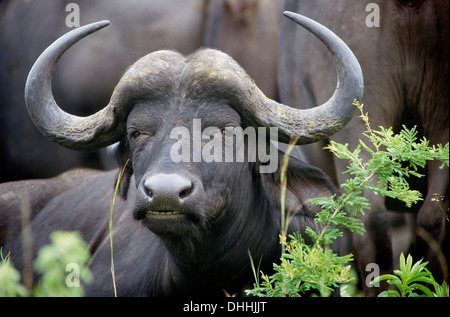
[179,187,193,199]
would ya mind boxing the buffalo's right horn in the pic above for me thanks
[25,20,129,151]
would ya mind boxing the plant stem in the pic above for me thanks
[313,172,374,248]
[280,138,299,254]
[109,160,129,297]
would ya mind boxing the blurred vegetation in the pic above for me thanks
[0,231,91,297]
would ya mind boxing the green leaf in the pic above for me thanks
[408,275,433,286]
[409,259,428,276]
[399,253,406,273]
[408,283,434,297]
[378,290,400,297]
[371,274,399,285]
[405,252,413,273]
[388,278,404,291]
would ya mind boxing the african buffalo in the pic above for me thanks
[0,0,282,181]
[278,0,449,295]
[0,11,363,296]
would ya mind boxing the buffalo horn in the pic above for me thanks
[25,20,128,151]
[242,11,364,144]
[25,12,363,151]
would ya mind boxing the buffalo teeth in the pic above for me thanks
[147,211,180,215]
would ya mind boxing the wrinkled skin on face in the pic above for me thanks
[128,102,241,238]
[113,62,332,257]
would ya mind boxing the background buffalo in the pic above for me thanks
[278,0,449,295]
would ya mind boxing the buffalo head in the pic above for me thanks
[24,12,363,245]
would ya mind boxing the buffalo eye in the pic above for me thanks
[129,130,141,141]
[221,126,236,138]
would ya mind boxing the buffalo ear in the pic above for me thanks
[260,150,335,218]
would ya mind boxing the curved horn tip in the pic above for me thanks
[92,20,111,29]
[76,20,110,34]
[283,11,303,21]
[283,11,325,31]
[283,11,295,18]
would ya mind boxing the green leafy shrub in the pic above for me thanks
[372,253,449,297]
[0,231,92,297]
[0,250,29,297]
[247,100,449,297]
[0,163,126,298]
[247,233,352,297]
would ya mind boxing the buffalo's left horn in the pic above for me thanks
[25,20,129,151]
[242,11,364,144]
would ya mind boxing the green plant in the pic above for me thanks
[33,231,92,296]
[311,101,448,247]
[247,100,449,297]
[372,253,449,297]
[0,250,29,297]
[247,233,352,297]
[0,162,127,298]
[0,231,92,297]
[109,159,129,297]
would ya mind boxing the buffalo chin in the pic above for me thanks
[140,212,199,236]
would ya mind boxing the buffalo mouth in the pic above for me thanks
[134,207,205,236]
[146,210,182,215]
